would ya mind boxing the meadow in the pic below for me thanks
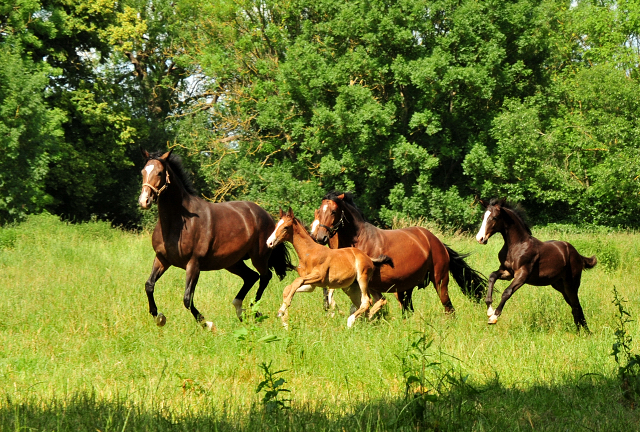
[0,213,639,431]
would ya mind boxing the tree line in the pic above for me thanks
[2,0,639,229]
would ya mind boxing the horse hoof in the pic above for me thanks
[487,306,495,317]
[155,313,166,327]
[488,314,498,325]
[347,315,356,328]
[231,298,244,320]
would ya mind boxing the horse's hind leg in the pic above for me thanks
[183,259,214,331]
[554,277,589,333]
[431,264,454,314]
[146,256,170,326]
[226,261,260,321]
[348,269,372,328]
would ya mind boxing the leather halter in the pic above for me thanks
[318,209,346,238]
[142,169,170,201]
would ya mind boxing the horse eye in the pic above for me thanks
[331,210,336,215]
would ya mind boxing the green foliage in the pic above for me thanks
[0,4,64,223]
[611,287,640,403]
[255,362,291,414]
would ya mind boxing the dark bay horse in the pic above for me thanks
[266,207,393,327]
[476,198,596,331]
[313,192,487,314]
[138,150,292,330]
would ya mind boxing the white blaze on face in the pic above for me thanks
[266,219,284,247]
[476,211,491,243]
[323,204,328,212]
[139,164,156,208]
[310,219,319,235]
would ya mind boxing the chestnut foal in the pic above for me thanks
[266,208,393,327]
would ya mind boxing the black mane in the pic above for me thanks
[490,198,531,235]
[323,190,366,221]
[149,151,198,196]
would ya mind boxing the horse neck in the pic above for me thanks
[334,204,366,248]
[291,219,320,257]
[500,209,531,246]
[157,165,191,223]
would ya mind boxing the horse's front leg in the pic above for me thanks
[183,259,215,332]
[488,269,527,325]
[278,274,322,319]
[146,256,170,326]
[486,269,512,317]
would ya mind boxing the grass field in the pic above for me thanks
[1,213,639,431]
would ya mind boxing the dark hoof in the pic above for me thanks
[156,313,166,327]
[254,311,263,319]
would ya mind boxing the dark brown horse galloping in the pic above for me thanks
[476,198,596,331]
[138,150,292,330]
[313,192,487,314]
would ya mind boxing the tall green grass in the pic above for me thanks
[0,214,639,430]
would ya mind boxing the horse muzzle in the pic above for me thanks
[138,190,154,209]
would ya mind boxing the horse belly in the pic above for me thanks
[369,245,428,292]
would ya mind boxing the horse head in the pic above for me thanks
[314,194,346,245]
[475,198,509,244]
[267,207,295,248]
[139,149,172,209]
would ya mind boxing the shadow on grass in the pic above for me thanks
[1,376,639,432]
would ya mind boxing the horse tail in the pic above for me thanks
[372,255,394,268]
[269,242,295,280]
[582,255,597,270]
[445,245,487,301]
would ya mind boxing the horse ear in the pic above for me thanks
[287,207,293,218]
[160,149,173,160]
[337,193,345,200]
[479,199,488,208]
[279,207,284,218]
[141,148,150,160]
[314,208,319,218]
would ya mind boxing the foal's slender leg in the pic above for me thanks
[226,261,260,321]
[486,269,512,317]
[488,270,528,324]
[348,269,372,328]
[368,291,388,319]
[183,259,214,331]
[278,274,323,317]
[146,256,170,326]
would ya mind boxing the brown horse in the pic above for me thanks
[476,198,596,331]
[313,192,487,314]
[266,207,393,327]
[138,150,292,330]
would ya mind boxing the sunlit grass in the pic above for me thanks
[0,214,639,430]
